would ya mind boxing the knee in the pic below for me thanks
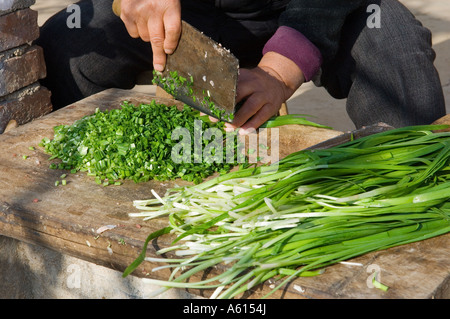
[362,1,436,62]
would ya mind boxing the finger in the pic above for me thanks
[147,18,167,72]
[163,9,181,54]
[224,122,236,132]
[120,14,140,38]
[137,17,150,42]
[240,103,279,134]
[235,69,256,103]
[119,0,138,38]
[231,93,265,128]
[199,112,218,122]
[208,116,219,122]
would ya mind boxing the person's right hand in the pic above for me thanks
[119,0,181,72]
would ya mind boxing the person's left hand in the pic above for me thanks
[225,51,305,134]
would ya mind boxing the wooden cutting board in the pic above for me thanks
[0,88,448,299]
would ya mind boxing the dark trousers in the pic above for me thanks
[36,0,446,129]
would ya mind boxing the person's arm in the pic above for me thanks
[229,0,368,133]
[278,0,369,66]
[118,0,181,71]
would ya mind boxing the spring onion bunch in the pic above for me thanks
[125,125,450,298]
[260,114,332,129]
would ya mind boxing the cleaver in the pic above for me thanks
[112,0,240,122]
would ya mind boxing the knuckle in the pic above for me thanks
[150,35,165,47]
[248,94,265,109]
[165,24,181,36]
[124,25,139,38]
[140,34,150,42]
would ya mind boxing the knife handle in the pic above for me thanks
[112,0,121,16]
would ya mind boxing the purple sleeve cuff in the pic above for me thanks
[263,26,323,82]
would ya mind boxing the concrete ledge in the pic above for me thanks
[0,236,199,299]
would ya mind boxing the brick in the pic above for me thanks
[0,45,46,97]
[0,0,35,16]
[0,8,39,51]
[0,83,52,133]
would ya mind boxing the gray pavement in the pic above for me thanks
[32,0,449,132]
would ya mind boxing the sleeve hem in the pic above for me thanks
[262,26,323,82]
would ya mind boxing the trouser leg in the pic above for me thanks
[319,0,446,129]
[35,0,153,109]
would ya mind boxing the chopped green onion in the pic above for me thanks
[40,101,245,185]
[260,114,332,130]
[372,272,389,292]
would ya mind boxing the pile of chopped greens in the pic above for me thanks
[40,101,240,185]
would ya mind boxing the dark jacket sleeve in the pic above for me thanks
[278,0,369,65]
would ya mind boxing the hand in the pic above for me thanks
[227,52,305,134]
[119,0,181,71]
